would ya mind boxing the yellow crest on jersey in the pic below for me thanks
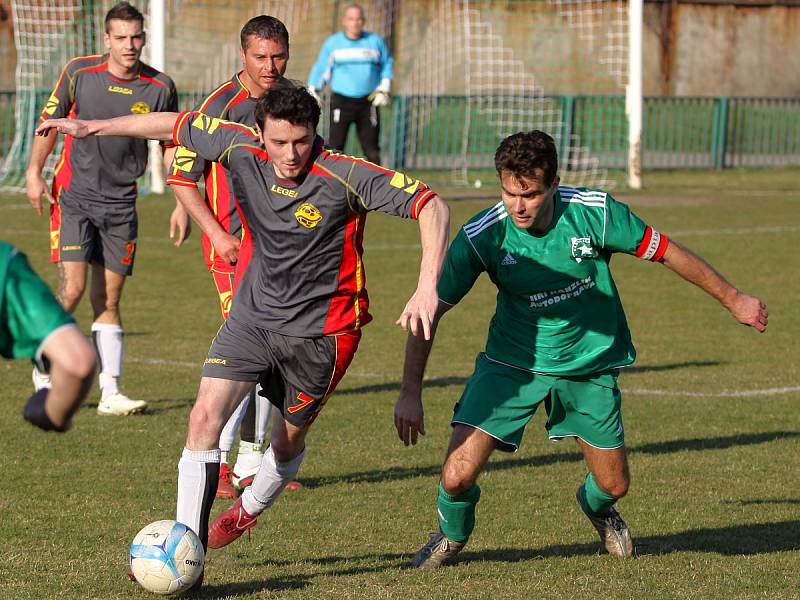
[131,101,151,114]
[295,202,323,229]
[389,171,419,193]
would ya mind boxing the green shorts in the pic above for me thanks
[452,353,624,452]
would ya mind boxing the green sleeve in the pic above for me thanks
[437,228,486,306]
[601,194,650,254]
[3,249,74,361]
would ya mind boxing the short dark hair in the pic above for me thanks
[494,130,559,186]
[105,2,144,32]
[240,15,289,50]
[255,87,320,131]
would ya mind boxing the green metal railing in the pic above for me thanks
[2,92,799,183]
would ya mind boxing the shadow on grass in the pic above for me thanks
[299,431,800,489]
[624,360,722,374]
[466,519,800,562]
[198,574,312,597]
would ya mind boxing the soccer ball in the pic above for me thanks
[129,520,204,595]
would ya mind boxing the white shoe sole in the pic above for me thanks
[97,404,147,416]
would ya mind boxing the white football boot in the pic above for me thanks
[97,392,147,416]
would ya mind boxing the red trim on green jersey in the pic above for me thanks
[635,226,669,261]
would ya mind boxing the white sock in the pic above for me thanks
[176,447,221,546]
[234,441,263,472]
[92,322,123,397]
[219,393,250,453]
[254,384,271,445]
[241,446,305,516]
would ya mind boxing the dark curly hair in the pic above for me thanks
[255,86,320,131]
[494,130,559,187]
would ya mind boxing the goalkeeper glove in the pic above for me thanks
[369,78,391,107]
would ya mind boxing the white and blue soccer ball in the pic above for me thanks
[129,520,204,595]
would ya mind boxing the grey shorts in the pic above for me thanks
[202,317,361,428]
[51,190,138,276]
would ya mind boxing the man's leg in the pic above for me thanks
[232,386,266,489]
[33,261,88,391]
[413,424,495,568]
[327,93,351,152]
[355,100,381,164]
[576,440,634,557]
[216,390,251,498]
[90,266,145,415]
[207,412,309,550]
[177,376,254,548]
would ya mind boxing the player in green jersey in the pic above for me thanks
[394,130,768,567]
[0,242,96,432]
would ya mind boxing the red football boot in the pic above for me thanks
[215,463,239,499]
[208,497,259,549]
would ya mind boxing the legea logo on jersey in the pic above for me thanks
[108,85,133,95]
[389,170,419,193]
[131,101,151,114]
[570,237,598,263]
[192,114,223,134]
[271,184,298,198]
[173,146,196,172]
[295,202,323,228]
[44,94,60,116]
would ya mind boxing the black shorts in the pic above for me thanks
[202,317,361,428]
[50,190,138,276]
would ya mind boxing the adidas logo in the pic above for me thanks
[500,252,517,266]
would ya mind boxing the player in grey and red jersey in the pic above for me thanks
[37,86,449,577]
[25,2,182,417]
[166,15,300,499]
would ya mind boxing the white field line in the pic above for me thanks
[126,357,799,397]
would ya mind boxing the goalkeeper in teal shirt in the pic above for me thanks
[393,131,769,567]
[0,242,95,431]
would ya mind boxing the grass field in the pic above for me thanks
[0,168,798,599]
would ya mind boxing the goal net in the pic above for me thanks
[2,0,633,192]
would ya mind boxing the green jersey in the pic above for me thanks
[439,187,669,376]
[0,242,74,363]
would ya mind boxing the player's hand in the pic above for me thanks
[25,171,55,216]
[729,291,768,332]
[35,118,90,139]
[394,392,425,446]
[169,204,191,246]
[369,90,390,108]
[308,87,323,107]
[395,286,438,340]
[211,232,240,265]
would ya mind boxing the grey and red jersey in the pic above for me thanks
[41,54,178,203]
[172,111,437,337]
[166,74,295,273]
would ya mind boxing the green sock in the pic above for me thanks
[436,481,481,543]
[578,472,618,516]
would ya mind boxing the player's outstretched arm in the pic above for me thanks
[163,147,192,247]
[35,111,180,141]
[660,240,768,332]
[395,301,452,446]
[395,195,450,340]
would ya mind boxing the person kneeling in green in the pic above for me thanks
[1,241,96,432]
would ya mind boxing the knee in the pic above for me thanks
[187,402,223,438]
[596,473,630,499]
[269,436,304,463]
[440,461,479,496]
[60,282,85,311]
